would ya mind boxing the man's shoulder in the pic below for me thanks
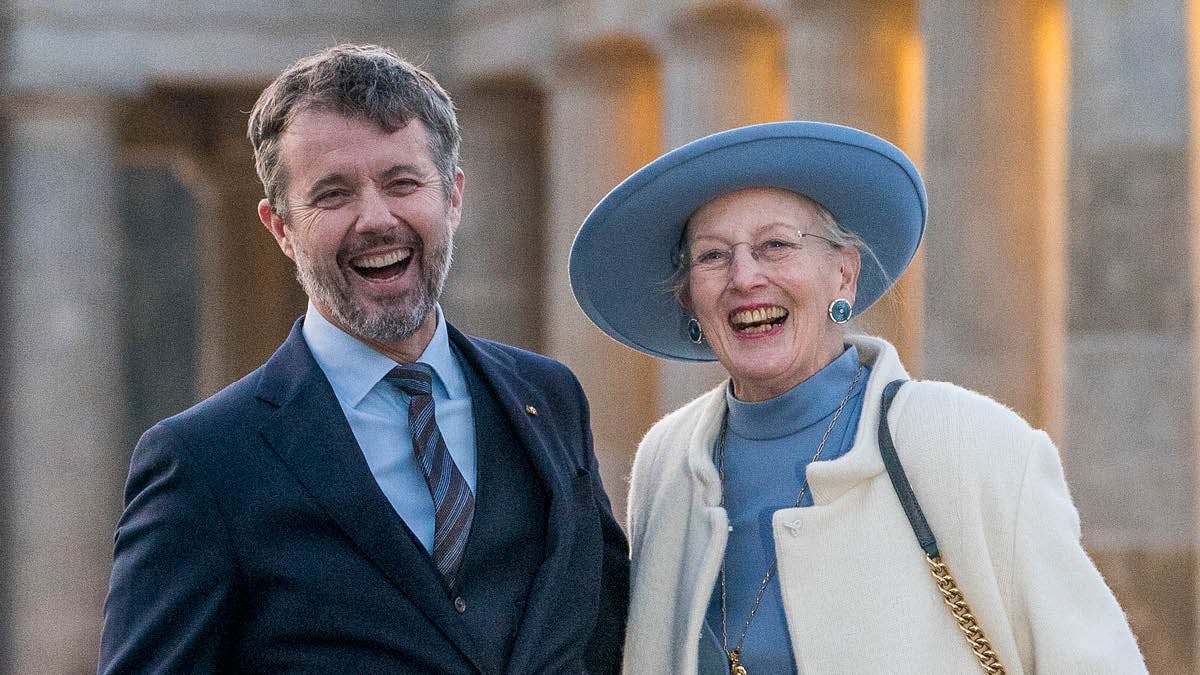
[453,330,595,441]
[156,365,273,439]
[453,329,577,383]
[465,334,564,366]
[156,319,320,437]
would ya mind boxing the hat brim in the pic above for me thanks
[569,121,927,362]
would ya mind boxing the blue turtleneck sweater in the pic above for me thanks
[700,346,869,675]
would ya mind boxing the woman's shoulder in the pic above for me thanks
[899,379,1037,434]
[890,379,1051,479]
[632,385,724,482]
[642,382,726,444]
[627,384,726,536]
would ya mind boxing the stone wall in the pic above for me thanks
[0,2,14,669]
[1067,2,1192,671]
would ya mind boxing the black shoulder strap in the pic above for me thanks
[878,379,940,559]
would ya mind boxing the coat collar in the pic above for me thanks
[684,335,910,506]
[254,319,492,671]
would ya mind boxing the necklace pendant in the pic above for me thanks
[729,650,748,675]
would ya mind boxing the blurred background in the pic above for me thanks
[0,0,1194,672]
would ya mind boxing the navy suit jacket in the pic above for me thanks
[98,320,629,673]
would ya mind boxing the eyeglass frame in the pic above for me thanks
[677,231,842,275]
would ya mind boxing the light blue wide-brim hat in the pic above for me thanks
[569,121,927,362]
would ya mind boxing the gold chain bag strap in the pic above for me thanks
[878,380,1007,675]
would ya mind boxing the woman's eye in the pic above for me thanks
[763,239,795,249]
[696,250,728,264]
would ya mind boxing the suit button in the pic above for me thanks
[454,596,467,613]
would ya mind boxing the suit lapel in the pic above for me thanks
[447,327,593,673]
[255,321,487,672]
[446,327,574,510]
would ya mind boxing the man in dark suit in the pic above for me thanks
[98,44,628,674]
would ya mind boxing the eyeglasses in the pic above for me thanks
[684,232,838,275]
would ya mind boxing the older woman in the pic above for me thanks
[569,122,1145,674]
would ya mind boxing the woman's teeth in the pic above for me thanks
[724,305,792,331]
[730,306,788,332]
[739,323,777,334]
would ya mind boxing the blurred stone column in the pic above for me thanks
[1062,3,1192,672]
[788,0,926,374]
[922,0,1069,437]
[444,79,546,353]
[545,39,662,514]
[656,5,788,414]
[195,91,305,398]
[4,91,125,672]
[1188,0,1200,668]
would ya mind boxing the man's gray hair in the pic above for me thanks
[248,44,460,216]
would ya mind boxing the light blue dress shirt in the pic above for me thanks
[302,303,477,555]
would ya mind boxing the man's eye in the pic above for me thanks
[386,179,419,192]
[314,190,349,205]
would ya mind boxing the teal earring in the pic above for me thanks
[687,318,704,344]
[828,298,853,324]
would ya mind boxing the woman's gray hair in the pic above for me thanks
[248,44,460,218]
[668,194,885,316]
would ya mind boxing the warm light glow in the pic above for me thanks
[1184,0,1200,657]
[1034,0,1070,441]
[891,18,928,375]
[1188,1,1200,335]
[548,39,664,451]
[741,29,788,124]
[623,58,664,171]
[896,28,926,166]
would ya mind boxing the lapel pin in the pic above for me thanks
[525,404,538,416]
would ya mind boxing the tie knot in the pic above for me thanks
[386,362,434,396]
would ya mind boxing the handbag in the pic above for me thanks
[878,380,1008,675]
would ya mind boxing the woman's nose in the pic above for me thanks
[727,244,767,288]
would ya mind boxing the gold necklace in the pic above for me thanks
[716,364,864,675]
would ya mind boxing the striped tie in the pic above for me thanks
[387,363,475,586]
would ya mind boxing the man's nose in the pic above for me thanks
[355,187,396,232]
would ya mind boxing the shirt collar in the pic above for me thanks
[725,345,864,440]
[301,302,467,407]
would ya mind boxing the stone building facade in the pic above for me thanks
[0,0,1194,672]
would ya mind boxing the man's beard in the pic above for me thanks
[293,227,454,343]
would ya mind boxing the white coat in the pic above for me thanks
[624,335,1146,674]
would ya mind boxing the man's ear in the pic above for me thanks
[258,199,295,261]
[446,167,465,236]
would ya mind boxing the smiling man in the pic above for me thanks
[98,45,628,674]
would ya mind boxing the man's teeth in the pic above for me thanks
[355,249,411,269]
[731,306,787,327]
